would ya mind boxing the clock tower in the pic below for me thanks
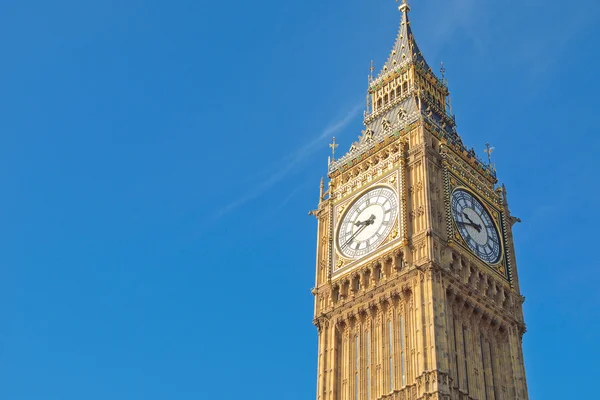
[311,2,529,400]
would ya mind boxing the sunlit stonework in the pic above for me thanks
[311,1,529,399]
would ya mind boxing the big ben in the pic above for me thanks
[311,1,529,400]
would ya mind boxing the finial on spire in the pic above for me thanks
[367,61,375,113]
[329,137,339,161]
[441,62,454,115]
[397,0,410,13]
[319,177,325,201]
[484,143,495,165]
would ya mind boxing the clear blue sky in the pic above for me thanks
[1,0,598,398]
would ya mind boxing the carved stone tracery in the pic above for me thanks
[312,3,528,400]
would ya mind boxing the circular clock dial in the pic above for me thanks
[451,189,501,264]
[337,187,398,259]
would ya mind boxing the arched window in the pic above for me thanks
[332,286,340,303]
[353,275,360,293]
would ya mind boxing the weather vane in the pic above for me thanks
[484,142,495,165]
[330,137,339,161]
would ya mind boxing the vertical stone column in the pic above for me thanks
[375,305,383,399]
[495,328,511,400]
[331,323,342,400]
[445,300,458,395]
[407,292,416,388]
[432,276,451,397]
[364,314,372,400]
[488,330,500,400]
[343,324,350,400]
[465,311,477,398]
[413,274,425,392]
[479,328,489,400]
[508,327,528,400]
[317,322,325,400]
[454,308,467,394]
[325,322,334,400]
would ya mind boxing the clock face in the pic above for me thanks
[337,186,398,259]
[451,189,502,264]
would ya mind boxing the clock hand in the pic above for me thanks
[462,212,482,232]
[344,214,378,247]
[457,220,482,232]
[355,214,376,227]
[344,224,368,246]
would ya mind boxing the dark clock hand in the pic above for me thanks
[457,220,483,232]
[344,224,368,246]
[345,215,377,247]
[462,212,482,232]
[366,214,376,225]
[354,214,376,227]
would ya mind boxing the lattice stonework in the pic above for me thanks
[500,208,514,285]
[311,2,529,400]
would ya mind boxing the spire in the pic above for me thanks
[375,0,431,81]
[329,0,456,175]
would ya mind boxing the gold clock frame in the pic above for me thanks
[444,173,511,281]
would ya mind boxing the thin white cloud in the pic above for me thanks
[211,103,363,220]
[271,179,313,215]
[416,0,481,58]
[292,102,364,161]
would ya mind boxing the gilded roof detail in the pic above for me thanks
[327,1,495,180]
[371,1,430,87]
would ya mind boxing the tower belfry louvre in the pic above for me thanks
[311,2,529,400]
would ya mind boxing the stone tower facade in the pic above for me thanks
[311,2,529,400]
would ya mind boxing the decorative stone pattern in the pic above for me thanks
[312,3,529,400]
[441,147,500,205]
